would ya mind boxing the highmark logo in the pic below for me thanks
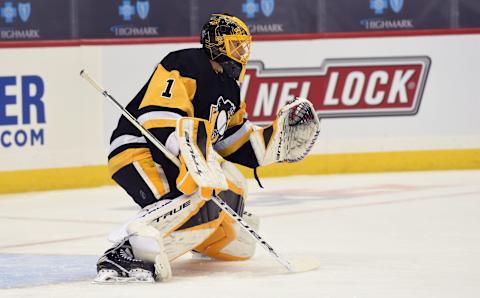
[242,0,282,33]
[0,1,39,39]
[363,0,411,30]
[118,0,150,21]
[0,75,46,148]
[0,1,30,24]
[242,0,275,18]
[113,0,158,37]
[370,0,404,15]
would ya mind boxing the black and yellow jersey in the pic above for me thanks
[107,48,273,200]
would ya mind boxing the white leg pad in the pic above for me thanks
[108,194,203,243]
[127,221,172,282]
[108,192,219,271]
[163,227,218,260]
[219,212,260,259]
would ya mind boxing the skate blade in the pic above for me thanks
[92,276,155,284]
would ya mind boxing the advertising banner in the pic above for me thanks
[196,0,319,35]
[77,0,191,39]
[325,0,452,32]
[0,47,105,171]
[0,0,72,41]
[241,57,431,123]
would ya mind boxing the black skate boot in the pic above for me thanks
[94,239,156,283]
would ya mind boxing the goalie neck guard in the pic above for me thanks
[201,13,251,82]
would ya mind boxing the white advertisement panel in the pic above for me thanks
[0,46,104,171]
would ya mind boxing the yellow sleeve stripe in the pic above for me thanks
[107,148,151,176]
[143,119,177,130]
[216,127,253,157]
[140,64,196,116]
[134,158,170,199]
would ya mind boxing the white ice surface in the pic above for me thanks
[1,170,480,298]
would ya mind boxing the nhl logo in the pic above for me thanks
[136,0,150,20]
[260,0,274,17]
[389,0,404,13]
[18,2,31,23]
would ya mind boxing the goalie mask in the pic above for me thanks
[201,14,251,82]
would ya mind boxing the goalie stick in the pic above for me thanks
[80,70,305,273]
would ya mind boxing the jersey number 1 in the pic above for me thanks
[161,78,175,98]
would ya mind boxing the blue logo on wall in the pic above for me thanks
[370,0,404,14]
[242,0,259,19]
[1,2,17,23]
[389,0,404,13]
[0,75,46,148]
[242,0,275,18]
[18,2,30,22]
[136,0,149,20]
[0,1,32,24]
[370,0,388,15]
[119,0,150,21]
[260,0,274,17]
[119,0,135,21]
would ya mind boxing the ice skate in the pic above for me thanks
[94,240,156,283]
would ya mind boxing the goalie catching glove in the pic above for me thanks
[251,97,320,165]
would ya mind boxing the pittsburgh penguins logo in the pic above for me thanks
[209,96,236,143]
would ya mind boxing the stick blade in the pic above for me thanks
[287,256,320,273]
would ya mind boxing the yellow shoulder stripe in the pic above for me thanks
[140,64,196,116]
[217,127,253,157]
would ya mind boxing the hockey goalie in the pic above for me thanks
[94,13,320,283]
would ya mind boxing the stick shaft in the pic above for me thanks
[210,195,294,271]
[80,69,294,272]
